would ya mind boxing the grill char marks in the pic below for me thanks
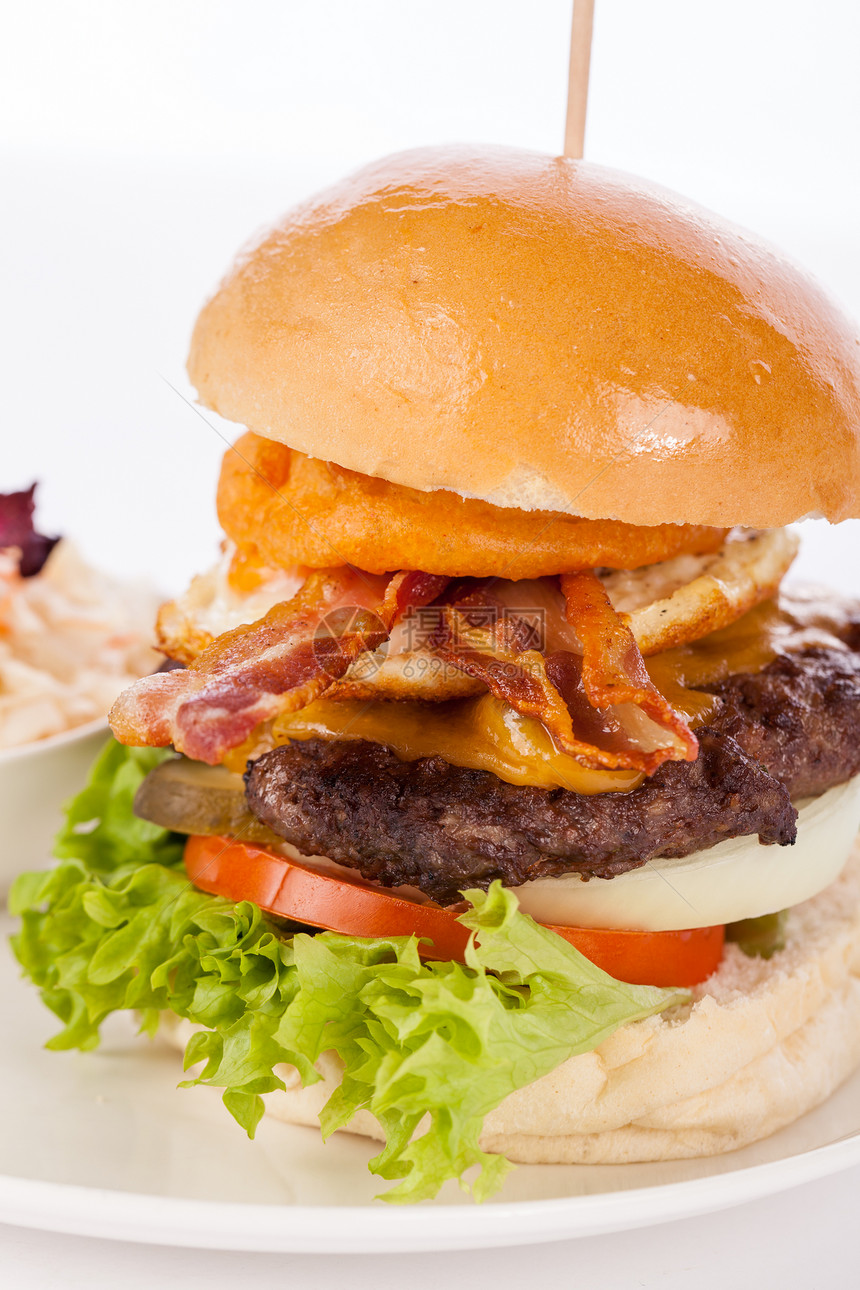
[703,648,860,800]
[245,727,796,904]
[245,644,860,904]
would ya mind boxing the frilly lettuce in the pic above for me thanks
[11,740,686,1202]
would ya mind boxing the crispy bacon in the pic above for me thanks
[434,574,697,774]
[560,570,698,763]
[109,568,448,763]
[112,555,695,776]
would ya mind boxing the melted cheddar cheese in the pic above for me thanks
[268,695,642,793]
[223,591,851,792]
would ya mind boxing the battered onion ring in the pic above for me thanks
[217,434,728,580]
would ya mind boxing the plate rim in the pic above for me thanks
[0,716,108,766]
[1,1129,859,1253]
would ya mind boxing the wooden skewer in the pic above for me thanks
[564,0,595,158]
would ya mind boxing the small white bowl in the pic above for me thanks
[0,718,111,899]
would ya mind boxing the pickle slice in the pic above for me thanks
[725,910,788,960]
[134,756,284,847]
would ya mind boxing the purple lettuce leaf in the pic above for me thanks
[0,483,60,577]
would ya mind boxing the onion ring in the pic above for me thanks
[217,433,728,580]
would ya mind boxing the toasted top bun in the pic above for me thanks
[188,145,860,528]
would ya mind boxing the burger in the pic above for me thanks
[13,145,860,1203]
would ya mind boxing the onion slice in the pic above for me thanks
[513,775,860,931]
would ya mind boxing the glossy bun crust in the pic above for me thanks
[188,145,860,528]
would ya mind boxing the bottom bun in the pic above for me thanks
[165,839,860,1165]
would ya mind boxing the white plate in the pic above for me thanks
[2,916,860,1252]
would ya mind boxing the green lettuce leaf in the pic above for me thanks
[53,739,182,873]
[10,740,687,1202]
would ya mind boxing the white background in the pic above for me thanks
[2,1,860,1284]
[3,0,860,592]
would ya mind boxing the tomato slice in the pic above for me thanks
[543,922,724,987]
[184,834,472,962]
[184,835,723,986]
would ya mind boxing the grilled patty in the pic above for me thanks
[244,644,860,904]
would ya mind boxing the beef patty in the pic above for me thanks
[245,645,860,904]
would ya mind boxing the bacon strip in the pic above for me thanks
[560,570,698,765]
[431,602,622,772]
[110,568,448,763]
[434,575,697,774]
